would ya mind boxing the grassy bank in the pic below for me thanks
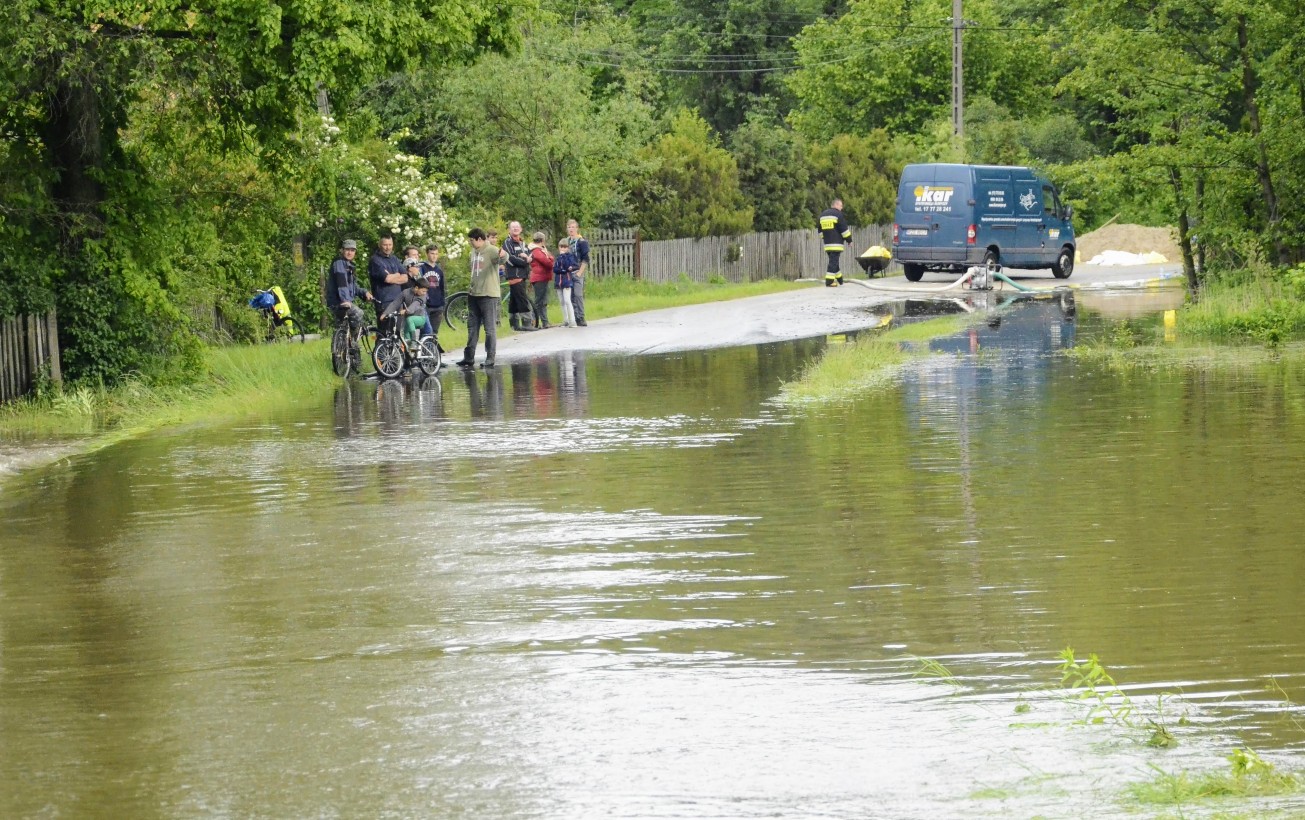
[1066,271,1305,368]
[0,341,340,439]
[1178,272,1305,345]
[777,313,977,404]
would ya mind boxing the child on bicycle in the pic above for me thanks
[380,261,430,346]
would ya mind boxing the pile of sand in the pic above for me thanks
[1076,223,1181,263]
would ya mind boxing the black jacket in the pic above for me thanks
[502,236,531,280]
[327,257,368,309]
[819,207,852,252]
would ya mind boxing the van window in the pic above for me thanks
[1043,185,1062,219]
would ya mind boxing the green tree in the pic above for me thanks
[628,110,754,240]
[805,131,902,226]
[787,0,1050,141]
[1055,0,1305,284]
[0,0,521,382]
[633,0,826,134]
[730,113,811,232]
[433,17,657,241]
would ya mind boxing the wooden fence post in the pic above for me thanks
[46,309,62,385]
[25,314,39,387]
[1,317,11,402]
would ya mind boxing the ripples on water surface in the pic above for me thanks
[3,298,1305,817]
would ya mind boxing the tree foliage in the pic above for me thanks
[430,16,657,241]
[805,131,902,226]
[628,110,754,240]
[633,0,826,134]
[1057,0,1305,281]
[730,114,811,232]
[787,0,1050,140]
[0,0,523,382]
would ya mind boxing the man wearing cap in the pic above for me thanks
[326,239,373,367]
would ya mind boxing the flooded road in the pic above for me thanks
[3,294,1305,817]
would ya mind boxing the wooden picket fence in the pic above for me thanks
[589,227,640,279]
[0,310,62,404]
[588,225,895,283]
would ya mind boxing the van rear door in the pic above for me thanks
[895,167,937,261]
[928,166,972,264]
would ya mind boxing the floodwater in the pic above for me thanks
[3,292,1305,818]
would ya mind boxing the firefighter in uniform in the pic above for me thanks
[818,198,852,286]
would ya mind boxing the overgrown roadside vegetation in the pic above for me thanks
[1067,267,1305,370]
[1,342,340,440]
[1177,267,1305,346]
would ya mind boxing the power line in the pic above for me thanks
[526,32,941,75]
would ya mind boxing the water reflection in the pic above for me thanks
[4,298,1305,817]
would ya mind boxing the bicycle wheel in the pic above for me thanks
[331,325,351,378]
[444,291,470,331]
[415,336,442,376]
[358,325,377,371]
[271,317,307,343]
[373,338,405,379]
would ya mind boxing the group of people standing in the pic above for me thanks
[324,219,591,372]
[496,220,590,334]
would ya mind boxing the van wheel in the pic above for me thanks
[983,249,1000,267]
[1052,247,1074,279]
[903,264,924,282]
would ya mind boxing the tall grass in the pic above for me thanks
[0,341,338,437]
[778,314,976,404]
[1180,273,1305,345]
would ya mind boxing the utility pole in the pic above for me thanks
[951,0,964,144]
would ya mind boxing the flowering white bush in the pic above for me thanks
[308,116,464,258]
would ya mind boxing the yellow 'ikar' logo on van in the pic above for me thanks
[913,185,954,212]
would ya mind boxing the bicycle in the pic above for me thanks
[249,287,307,343]
[442,290,472,331]
[371,321,442,379]
[442,289,533,331]
[330,318,378,379]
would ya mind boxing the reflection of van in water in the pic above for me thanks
[892,163,1075,282]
